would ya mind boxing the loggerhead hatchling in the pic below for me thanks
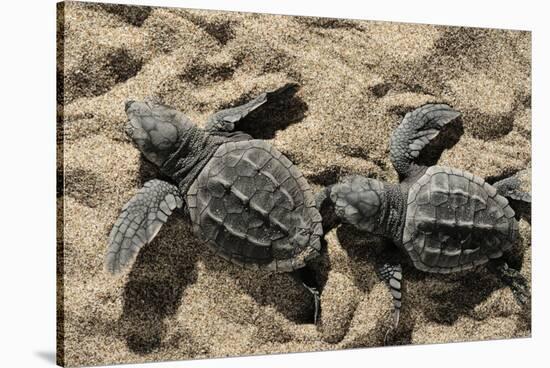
[105,84,323,321]
[316,104,531,329]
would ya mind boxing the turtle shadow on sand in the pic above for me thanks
[336,227,503,345]
[337,222,529,344]
[224,83,309,139]
[119,219,199,355]
[414,270,502,324]
[137,156,172,186]
[199,252,328,326]
[243,275,323,325]
[137,157,160,184]
[335,226,414,344]
[118,194,322,351]
[335,225,387,293]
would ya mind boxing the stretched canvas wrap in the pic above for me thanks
[56,1,532,367]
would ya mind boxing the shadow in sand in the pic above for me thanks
[119,219,199,354]
[335,225,417,345]
[117,217,325,352]
[229,83,309,139]
[408,245,531,333]
[416,270,501,325]
[335,225,392,293]
[380,264,507,345]
[248,272,318,324]
[306,165,350,187]
[334,224,514,344]
[416,115,465,168]
[138,156,173,186]
[200,253,324,325]
[35,351,56,365]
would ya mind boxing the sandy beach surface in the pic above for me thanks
[57,2,531,366]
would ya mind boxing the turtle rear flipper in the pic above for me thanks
[377,263,403,345]
[377,263,403,329]
[492,170,531,220]
[205,83,298,133]
[493,170,531,203]
[389,104,461,179]
[293,266,321,324]
[105,179,183,275]
[488,260,530,306]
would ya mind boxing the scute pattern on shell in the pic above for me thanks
[187,139,323,272]
[404,166,518,273]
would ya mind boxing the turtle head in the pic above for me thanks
[124,98,195,167]
[330,176,387,234]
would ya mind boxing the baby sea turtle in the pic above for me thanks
[105,84,323,321]
[317,104,531,330]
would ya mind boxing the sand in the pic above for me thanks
[57,1,532,366]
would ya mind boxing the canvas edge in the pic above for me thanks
[56,1,66,367]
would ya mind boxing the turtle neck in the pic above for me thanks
[160,125,224,194]
[160,124,253,194]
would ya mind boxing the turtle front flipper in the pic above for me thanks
[105,179,183,275]
[205,83,298,132]
[389,104,461,179]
